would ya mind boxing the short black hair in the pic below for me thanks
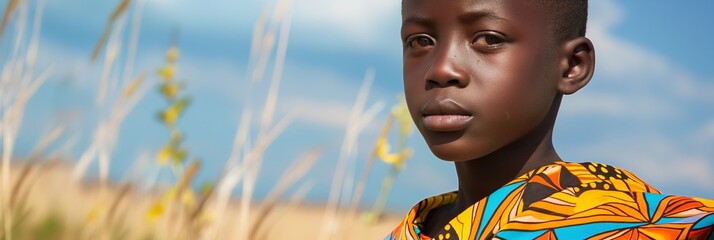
[400,0,588,42]
[540,0,589,42]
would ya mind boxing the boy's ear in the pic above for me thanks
[558,37,595,95]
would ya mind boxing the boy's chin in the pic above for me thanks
[427,141,492,162]
[419,129,499,161]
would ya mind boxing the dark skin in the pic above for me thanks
[401,0,595,237]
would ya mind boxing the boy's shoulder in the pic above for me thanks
[386,162,714,240]
[518,161,660,205]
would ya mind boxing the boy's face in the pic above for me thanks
[402,0,563,161]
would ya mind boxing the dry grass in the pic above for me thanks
[319,69,385,240]
[1,0,51,238]
[4,162,401,239]
[0,0,411,239]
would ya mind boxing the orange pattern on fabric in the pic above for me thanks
[385,162,714,240]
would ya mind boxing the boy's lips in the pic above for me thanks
[421,99,473,132]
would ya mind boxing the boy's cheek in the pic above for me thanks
[405,98,425,131]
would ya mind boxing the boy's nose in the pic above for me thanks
[425,45,469,89]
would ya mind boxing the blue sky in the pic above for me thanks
[5,0,714,212]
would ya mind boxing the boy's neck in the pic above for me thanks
[453,125,559,210]
[421,97,563,237]
[422,117,560,237]
[455,96,562,216]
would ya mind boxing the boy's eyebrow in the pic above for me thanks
[457,10,506,24]
[402,16,435,29]
[401,10,505,28]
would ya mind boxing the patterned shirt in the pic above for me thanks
[386,162,714,240]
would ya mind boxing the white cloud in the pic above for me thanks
[138,0,403,52]
[143,0,262,27]
[588,6,670,82]
[561,0,714,199]
[588,0,624,30]
[292,0,401,48]
[171,48,392,131]
[564,0,714,120]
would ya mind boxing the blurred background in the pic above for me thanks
[1,0,713,239]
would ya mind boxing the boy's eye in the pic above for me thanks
[472,33,507,50]
[405,34,435,50]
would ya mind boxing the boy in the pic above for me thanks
[387,0,714,239]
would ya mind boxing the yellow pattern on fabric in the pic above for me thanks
[385,162,714,240]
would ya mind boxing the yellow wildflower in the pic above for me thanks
[158,65,176,81]
[162,106,180,125]
[376,138,402,165]
[166,46,180,63]
[162,97,191,126]
[367,96,416,223]
[160,82,180,99]
[147,202,165,222]
[157,146,172,165]
[375,138,391,160]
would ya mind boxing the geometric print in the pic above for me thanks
[385,162,714,240]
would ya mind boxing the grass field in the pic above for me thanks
[4,161,401,239]
[0,0,409,239]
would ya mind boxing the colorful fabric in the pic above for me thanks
[386,162,714,240]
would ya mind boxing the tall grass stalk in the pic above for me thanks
[72,72,148,183]
[1,1,48,238]
[5,126,64,219]
[346,115,394,223]
[68,3,148,237]
[72,0,147,186]
[250,9,273,83]
[91,0,131,62]
[95,11,127,107]
[204,1,294,238]
[339,99,384,214]
[247,7,268,83]
[238,0,292,238]
[28,126,64,158]
[120,0,144,98]
[319,69,383,240]
[203,110,252,239]
[227,109,252,169]
[364,97,413,223]
[9,126,64,214]
[8,0,27,61]
[9,125,62,216]
[0,0,20,39]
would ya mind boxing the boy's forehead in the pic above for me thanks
[401,0,547,20]
[400,0,552,34]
